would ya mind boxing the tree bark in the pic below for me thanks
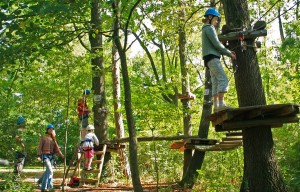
[278,8,284,42]
[178,0,192,176]
[89,0,108,142]
[222,0,287,191]
[179,1,216,187]
[112,0,143,191]
[112,39,130,177]
[179,69,212,188]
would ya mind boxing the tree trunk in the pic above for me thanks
[278,8,284,42]
[179,69,212,188]
[179,1,216,187]
[89,0,111,175]
[112,40,130,177]
[112,0,143,191]
[222,0,287,191]
[89,0,108,142]
[178,0,192,176]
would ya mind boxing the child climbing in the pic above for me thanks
[37,124,64,192]
[77,89,91,140]
[81,124,99,171]
[202,8,236,112]
[14,115,27,174]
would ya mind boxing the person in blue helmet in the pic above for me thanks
[77,89,91,140]
[202,8,236,112]
[37,124,64,192]
[14,115,27,174]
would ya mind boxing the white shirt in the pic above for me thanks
[82,132,99,148]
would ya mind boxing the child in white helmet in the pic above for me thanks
[82,124,99,170]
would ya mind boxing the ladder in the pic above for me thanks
[63,144,107,188]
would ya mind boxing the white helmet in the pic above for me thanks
[86,124,95,130]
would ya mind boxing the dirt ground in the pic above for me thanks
[0,168,187,192]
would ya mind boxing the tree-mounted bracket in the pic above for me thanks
[218,29,267,42]
[219,21,267,52]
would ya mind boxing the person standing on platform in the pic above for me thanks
[202,8,236,112]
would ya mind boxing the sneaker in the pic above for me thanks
[87,167,94,171]
[218,105,234,111]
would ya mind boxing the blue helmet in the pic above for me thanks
[16,116,26,125]
[83,89,90,95]
[46,123,55,129]
[204,8,220,17]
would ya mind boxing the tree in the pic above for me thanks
[111,0,143,191]
[222,0,287,191]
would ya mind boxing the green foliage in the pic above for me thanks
[0,0,299,190]
[0,172,35,191]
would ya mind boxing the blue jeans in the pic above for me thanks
[207,58,229,96]
[40,154,54,190]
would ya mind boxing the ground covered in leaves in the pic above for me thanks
[0,167,187,191]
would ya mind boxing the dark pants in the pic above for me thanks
[14,152,26,174]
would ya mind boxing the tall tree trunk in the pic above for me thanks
[112,0,143,191]
[89,0,111,175]
[179,1,216,187]
[112,40,130,177]
[89,0,108,142]
[222,0,287,191]
[278,8,284,42]
[178,0,192,176]
[179,69,212,188]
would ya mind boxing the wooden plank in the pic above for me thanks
[187,138,218,145]
[221,140,243,144]
[208,104,299,124]
[104,135,201,144]
[222,116,298,129]
[222,137,243,141]
[215,143,242,147]
[170,141,185,149]
[91,160,102,165]
[82,169,100,173]
[226,132,243,136]
[272,105,299,116]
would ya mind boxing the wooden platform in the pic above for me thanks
[207,104,299,132]
[170,132,243,151]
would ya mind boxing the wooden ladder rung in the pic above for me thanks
[79,178,98,183]
[91,160,102,164]
[82,169,100,173]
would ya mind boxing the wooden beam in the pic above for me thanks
[218,29,267,41]
[222,137,243,141]
[226,132,243,136]
[215,115,299,131]
[273,105,299,116]
[104,135,203,144]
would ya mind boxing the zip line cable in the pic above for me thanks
[254,0,282,24]
[266,1,299,25]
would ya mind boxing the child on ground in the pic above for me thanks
[202,8,236,112]
[81,124,99,171]
[14,115,27,174]
[37,124,64,192]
